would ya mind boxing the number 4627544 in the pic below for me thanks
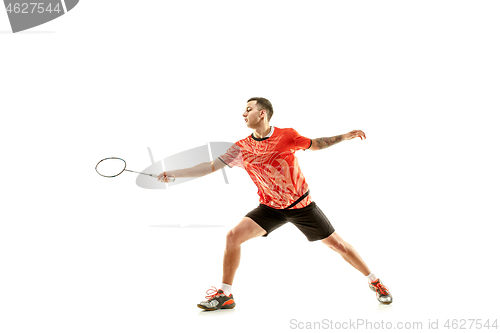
[444,319,498,330]
[6,3,61,14]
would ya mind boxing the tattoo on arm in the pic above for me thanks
[314,135,344,150]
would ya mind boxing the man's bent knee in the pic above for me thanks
[226,217,266,248]
[226,229,242,248]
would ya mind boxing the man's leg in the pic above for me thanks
[321,232,370,276]
[197,217,266,311]
[322,232,393,304]
[223,217,266,285]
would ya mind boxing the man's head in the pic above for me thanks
[243,97,273,129]
[247,97,273,121]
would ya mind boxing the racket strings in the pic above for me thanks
[95,157,126,178]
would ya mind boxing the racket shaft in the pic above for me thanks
[125,169,157,178]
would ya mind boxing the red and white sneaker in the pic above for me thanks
[197,287,236,311]
[369,279,393,304]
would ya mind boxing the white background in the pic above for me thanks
[1,1,499,332]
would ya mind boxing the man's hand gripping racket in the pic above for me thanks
[157,172,175,183]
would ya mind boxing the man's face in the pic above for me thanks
[243,101,264,128]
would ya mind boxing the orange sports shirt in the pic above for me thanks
[219,127,312,209]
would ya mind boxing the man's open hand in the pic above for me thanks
[344,130,366,141]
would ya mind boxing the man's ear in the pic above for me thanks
[260,110,267,119]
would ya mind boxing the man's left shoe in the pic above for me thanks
[369,279,393,304]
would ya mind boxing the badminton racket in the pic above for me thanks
[95,157,175,182]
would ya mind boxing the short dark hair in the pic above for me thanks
[247,97,273,121]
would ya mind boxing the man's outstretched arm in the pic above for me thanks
[309,130,366,151]
[157,158,226,183]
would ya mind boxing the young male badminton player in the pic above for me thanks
[158,97,393,309]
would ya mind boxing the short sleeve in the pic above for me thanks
[218,143,244,168]
[291,128,312,151]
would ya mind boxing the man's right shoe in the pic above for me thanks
[197,287,236,311]
[369,279,393,304]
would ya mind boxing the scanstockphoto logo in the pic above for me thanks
[3,0,79,33]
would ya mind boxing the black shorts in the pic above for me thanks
[245,201,335,242]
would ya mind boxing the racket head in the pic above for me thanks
[95,157,127,178]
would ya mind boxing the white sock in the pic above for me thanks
[221,283,232,295]
[366,272,377,283]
